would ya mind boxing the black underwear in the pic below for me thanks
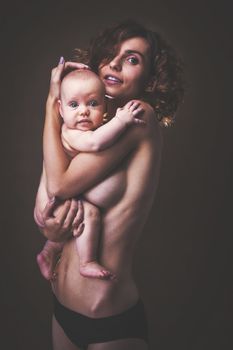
[53,293,148,349]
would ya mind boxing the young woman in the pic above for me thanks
[34,20,184,350]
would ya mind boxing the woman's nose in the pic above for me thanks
[109,57,122,71]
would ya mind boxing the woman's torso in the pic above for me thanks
[52,117,162,318]
[84,168,126,209]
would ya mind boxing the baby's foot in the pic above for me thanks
[37,241,63,280]
[80,261,116,280]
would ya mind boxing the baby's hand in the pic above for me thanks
[116,100,145,126]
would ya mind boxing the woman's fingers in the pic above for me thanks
[53,57,65,77]
[73,222,85,237]
[49,58,90,99]
[41,197,84,236]
[64,61,90,70]
[53,199,72,227]
[62,199,80,231]
[41,197,57,222]
[58,56,65,65]
[49,57,65,99]
[72,200,84,230]
[72,200,85,237]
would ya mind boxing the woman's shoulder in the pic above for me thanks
[132,100,160,131]
[132,99,156,119]
[126,100,162,149]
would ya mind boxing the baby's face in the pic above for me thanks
[59,75,105,131]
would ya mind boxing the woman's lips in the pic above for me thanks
[104,75,123,85]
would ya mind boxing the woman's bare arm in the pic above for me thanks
[34,165,84,241]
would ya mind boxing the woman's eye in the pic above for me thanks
[127,56,139,65]
[89,100,98,107]
[69,101,78,108]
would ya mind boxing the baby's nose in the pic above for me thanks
[79,105,90,116]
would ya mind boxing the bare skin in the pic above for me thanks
[35,37,163,349]
[35,168,85,280]
[38,72,144,281]
[36,103,162,349]
[75,200,115,280]
[37,240,63,280]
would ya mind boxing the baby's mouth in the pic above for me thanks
[78,119,91,124]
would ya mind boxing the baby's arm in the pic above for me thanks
[62,100,145,153]
[61,126,80,158]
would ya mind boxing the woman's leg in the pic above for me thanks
[76,200,115,279]
[88,338,148,350]
[52,315,83,350]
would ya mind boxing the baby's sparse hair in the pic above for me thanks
[62,69,105,90]
[60,69,106,101]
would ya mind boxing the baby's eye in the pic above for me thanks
[69,101,78,108]
[89,100,98,107]
[127,56,139,65]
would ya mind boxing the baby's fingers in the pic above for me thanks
[132,106,144,116]
[132,106,146,124]
[129,102,141,111]
[133,117,146,125]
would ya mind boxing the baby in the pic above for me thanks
[37,69,144,281]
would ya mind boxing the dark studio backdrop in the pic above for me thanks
[1,0,232,349]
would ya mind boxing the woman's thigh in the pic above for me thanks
[88,338,148,350]
[52,316,83,350]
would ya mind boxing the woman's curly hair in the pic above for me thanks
[74,20,184,127]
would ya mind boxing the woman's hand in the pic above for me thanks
[37,197,84,242]
[48,57,90,100]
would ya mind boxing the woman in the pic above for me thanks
[34,20,184,350]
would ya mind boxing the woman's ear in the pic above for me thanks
[145,78,157,93]
[58,99,63,118]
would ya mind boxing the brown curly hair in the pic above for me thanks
[73,20,184,127]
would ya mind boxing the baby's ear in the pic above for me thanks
[58,99,63,118]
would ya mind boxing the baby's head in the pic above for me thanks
[59,69,106,131]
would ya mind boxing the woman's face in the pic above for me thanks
[98,37,151,104]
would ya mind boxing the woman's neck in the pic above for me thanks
[106,97,130,118]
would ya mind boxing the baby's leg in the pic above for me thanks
[37,240,64,280]
[76,201,116,280]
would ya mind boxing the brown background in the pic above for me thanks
[1,0,232,349]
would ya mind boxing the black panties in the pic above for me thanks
[53,293,148,349]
